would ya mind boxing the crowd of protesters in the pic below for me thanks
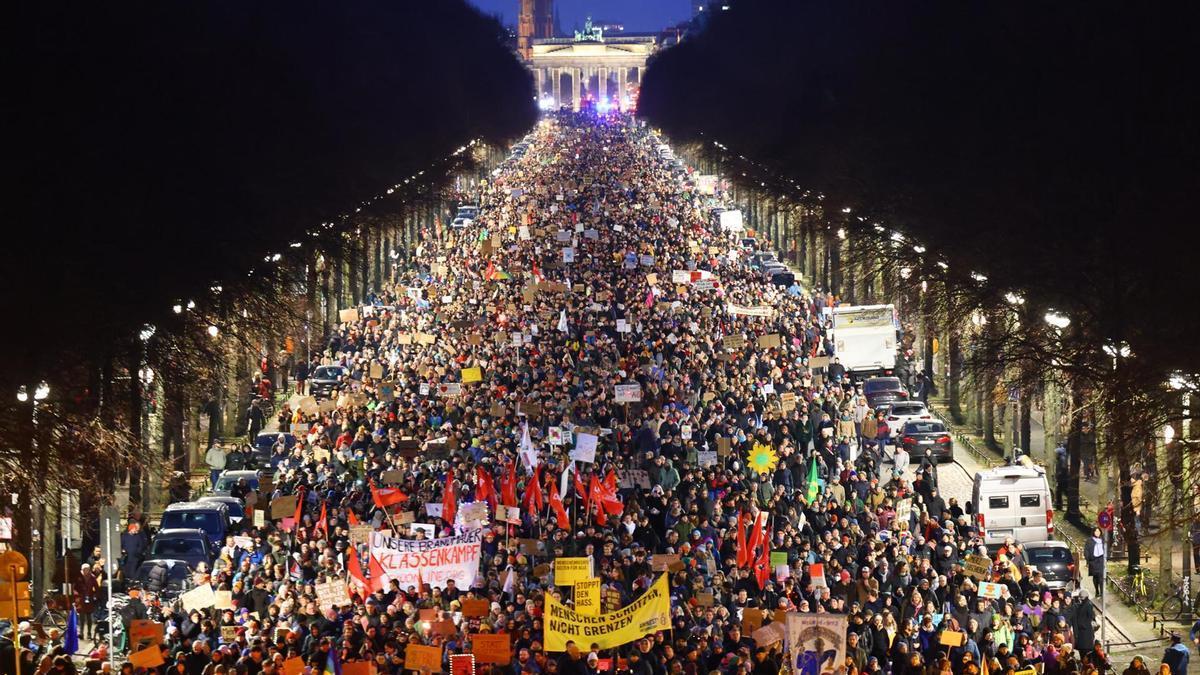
[24,113,1192,675]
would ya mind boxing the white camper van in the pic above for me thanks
[972,462,1054,547]
[831,304,898,376]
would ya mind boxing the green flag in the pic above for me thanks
[805,456,820,502]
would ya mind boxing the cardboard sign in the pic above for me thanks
[315,581,352,611]
[221,625,239,643]
[270,495,298,520]
[283,657,305,675]
[459,501,489,528]
[741,608,764,634]
[752,622,786,647]
[570,433,598,463]
[616,469,651,490]
[406,644,444,673]
[651,554,681,572]
[613,384,642,403]
[696,592,715,607]
[214,590,234,610]
[471,634,512,665]
[780,391,797,411]
[495,505,521,525]
[963,554,992,580]
[129,620,164,647]
[181,584,216,612]
[758,334,782,349]
[461,598,490,618]
[129,645,166,669]
[722,335,746,350]
[338,308,359,324]
[716,436,733,457]
[432,620,458,637]
[939,630,966,647]
[461,367,482,383]
[554,557,592,586]
[520,538,544,556]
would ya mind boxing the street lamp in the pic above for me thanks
[207,325,220,337]
[1043,310,1071,329]
[34,382,49,401]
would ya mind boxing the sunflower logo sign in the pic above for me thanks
[747,443,779,475]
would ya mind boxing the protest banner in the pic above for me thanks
[315,580,352,611]
[785,614,848,675]
[613,384,642,403]
[963,553,992,580]
[574,578,602,616]
[726,304,775,317]
[369,529,483,590]
[471,634,512,664]
[553,557,592,586]
[543,574,671,651]
[181,584,216,612]
[406,644,444,673]
[129,645,165,669]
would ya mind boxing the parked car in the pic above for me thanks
[766,270,796,287]
[863,376,909,408]
[253,431,295,466]
[883,401,934,438]
[159,501,229,549]
[145,529,213,570]
[450,216,473,229]
[210,470,261,498]
[739,237,758,250]
[197,495,245,524]
[1016,540,1077,590]
[309,365,348,399]
[898,420,954,462]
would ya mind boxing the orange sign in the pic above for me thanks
[471,634,512,665]
[406,644,443,673]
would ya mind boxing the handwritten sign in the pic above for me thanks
[471,634,512,665]
[129,645,166,669]
[963,554,992,580]
[315,580,352,611]
[461,598,490,618]
[406,644,443,673]
[181,584,216,612]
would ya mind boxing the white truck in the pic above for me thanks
[831,304,898,376]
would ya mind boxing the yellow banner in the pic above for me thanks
[544,574,670,651]
[574,578,601,616]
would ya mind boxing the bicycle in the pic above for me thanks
[31,591,68,631]
[1159,577,1200,622]
[1129,565,1157,604]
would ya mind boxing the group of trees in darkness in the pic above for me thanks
[0,1,533,519]
[641,0,1200,570]
[3,0,535,387]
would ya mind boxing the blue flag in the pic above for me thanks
[64,607,79,654]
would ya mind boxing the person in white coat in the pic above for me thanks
[205,443,227,489]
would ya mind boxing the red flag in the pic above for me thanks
[548,482,570,529]
[588,475,608,526]
[290,489,304,531]
[747,511,765,558]
[523,464,545,514]
[347,509,360,526]
[501,460,519,508]
[368,550,387,593]
[736,511,750,569]
[442,473,458,525]
[603,469,619,494]
[595,473,623,516]
[347,545,368,596]
[754,526,773,589]
[573,468,589,512]
[476,467,497,510]
[484,260,497,281]
[314,501,328,539]
[371,480,408,509]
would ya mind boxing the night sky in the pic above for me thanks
[468,0,693,33]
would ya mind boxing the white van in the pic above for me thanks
[971,462,1054,547]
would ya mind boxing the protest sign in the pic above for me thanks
[543,574,670,651]
[553,557,592,586]
[129,646,165,669]
[181,584,216,612]
[722,335,746,350]
[726,304,774,317]
[270,495,298,520]
[963,554,992,580]
[459,501,489,528]
[574,577,602,616]
[978,581,1004,599]
[221,625,238,642]
[450,655,476,675]
[495,505,521,525]
[283,657,305,675]
[785,614,848,674]
[369,529,483,590]
[461,598,490,618]
[214,590,234,609]
[753,622,787,647]
[129,620,164,647]
[338,308,358,324]
[742,608,764,634]
[570,433,598,463]
[471,634,512,665]
[315,580,352,611]
[616,469,651,490]
[758,334,782,349]
[939,630,966,647]
[613,384,642,403]
[460,367,482,383]
[406,644,443,673]
[651,553,681,572]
